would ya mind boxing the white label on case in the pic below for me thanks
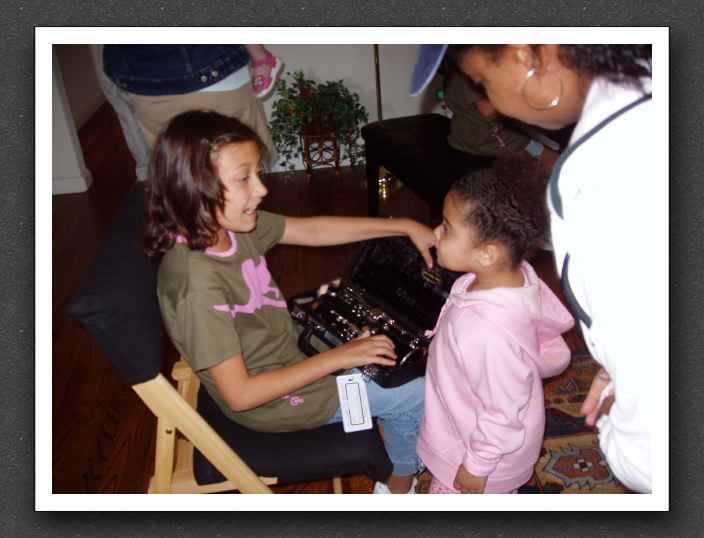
[336,373,373,432]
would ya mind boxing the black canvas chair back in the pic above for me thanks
[68,186,393,493]
[68,187,164,384]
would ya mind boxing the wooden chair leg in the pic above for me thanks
[332,476,343,494]
[172,361,199,479]
[150,417,176,493]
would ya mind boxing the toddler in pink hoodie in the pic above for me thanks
[416,154,575,494]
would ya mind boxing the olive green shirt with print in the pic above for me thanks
[157,211,338,432]
[445,63,530,156]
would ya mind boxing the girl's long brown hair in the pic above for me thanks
[139,110,268,258]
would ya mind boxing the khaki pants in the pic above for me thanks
[129,84,277,165]
[90,45,151,180]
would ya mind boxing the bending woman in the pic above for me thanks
[411,44,654,493]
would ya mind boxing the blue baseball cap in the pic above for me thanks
[409,44,448,97]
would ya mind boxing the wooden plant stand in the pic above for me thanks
[301,118,340,180]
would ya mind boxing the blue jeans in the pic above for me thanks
[327,371,425,476]
[102,45,250,95]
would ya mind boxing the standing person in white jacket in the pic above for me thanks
[410,44,655,493]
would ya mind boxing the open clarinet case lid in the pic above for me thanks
[288,235,461,387]
[345,235,460,334]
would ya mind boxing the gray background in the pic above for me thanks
[2,0,700,535]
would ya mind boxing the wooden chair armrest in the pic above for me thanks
[172,358,194,382]
[171,358,200,407]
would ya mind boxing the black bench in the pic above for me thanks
[361,113,573,220]
[361,113,496,219]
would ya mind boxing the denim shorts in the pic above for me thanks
[326,370,425,476]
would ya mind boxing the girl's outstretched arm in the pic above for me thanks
[209,334,397,412]
[280,216,436,268]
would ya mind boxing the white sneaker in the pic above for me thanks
[373,477,418,494]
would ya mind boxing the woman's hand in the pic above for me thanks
[580,367,614,427]
[404,220,436,268]
[453,464,487,494]
[325,333,397,371]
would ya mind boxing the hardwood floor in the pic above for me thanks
[52,102,585,494]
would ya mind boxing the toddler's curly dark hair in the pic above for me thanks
[449,153,549,266]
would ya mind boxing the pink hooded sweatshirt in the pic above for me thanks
[416,261,574,493]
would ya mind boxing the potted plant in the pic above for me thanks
[269,70,369,177]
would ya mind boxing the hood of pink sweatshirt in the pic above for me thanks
[429,261,574,377]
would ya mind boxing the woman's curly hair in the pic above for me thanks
[449,153,550,266]
[139,110,268,258]
[447,44,651,88]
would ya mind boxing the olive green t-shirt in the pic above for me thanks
[157,211,338,432]
[444,63,530,155]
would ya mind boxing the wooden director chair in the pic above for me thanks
[68,186,393,494]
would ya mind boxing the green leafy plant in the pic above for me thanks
[269,70,368,176]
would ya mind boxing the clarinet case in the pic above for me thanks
[288,236,461,388]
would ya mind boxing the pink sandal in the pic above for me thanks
[252,52,283,99]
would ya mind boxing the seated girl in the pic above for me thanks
[140,110,436,494]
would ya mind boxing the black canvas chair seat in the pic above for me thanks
[194,385,390,485]
[68,185,392,493]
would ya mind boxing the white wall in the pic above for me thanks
[263,44,441,123]
[54,44,104,129]
[52,47,92,194]
[376,44,444,120]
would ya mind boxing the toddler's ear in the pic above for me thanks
[478,243,499,268]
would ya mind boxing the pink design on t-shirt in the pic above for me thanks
[213,256,287,318]
[281,395,304,406]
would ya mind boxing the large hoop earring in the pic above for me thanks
[520,68,564,110]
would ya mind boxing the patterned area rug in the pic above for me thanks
[416,351,631,494]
